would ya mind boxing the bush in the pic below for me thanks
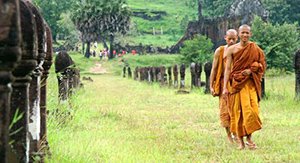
[251,16,300,72]
[180,34,213,64]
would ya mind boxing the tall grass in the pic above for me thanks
[46,54,300,162]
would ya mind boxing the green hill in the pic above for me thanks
[123,0,199,47]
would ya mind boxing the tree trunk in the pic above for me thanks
[82,41,85,56]
[109,34,114,59]
[85,42,91,58]
[99,36,109,50]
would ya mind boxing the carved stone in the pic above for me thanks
[180,64,185,88]
[190,62,196,88]
[0,0,22,162]
[10,1,38,162]
[134,67,139,80]
[127,66,132,78]
[26,2,46,160]
[195,63,202,87]
[171,0,269,52]
[167,67,172,87]
[173,65,178,88]
[204,62,212,94]
[40,24,53,159]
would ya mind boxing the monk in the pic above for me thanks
[210,29,238,143]
[223,24,266,150]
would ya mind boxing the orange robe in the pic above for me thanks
[229,42,266,137]
[213,46,230,127]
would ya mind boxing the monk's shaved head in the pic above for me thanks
[226,29,238,36]
[239,24,251,31]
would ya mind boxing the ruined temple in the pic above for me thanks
[170,0,269,53]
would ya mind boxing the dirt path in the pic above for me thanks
[89,62,107,74]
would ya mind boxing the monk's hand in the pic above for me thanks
[242,69,251,76]
[222,88,229,96]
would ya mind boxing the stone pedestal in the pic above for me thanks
[204,62,212,94]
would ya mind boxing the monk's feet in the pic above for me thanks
[246,142,257,150]
[237,143,245,150]
[227,135,234,144]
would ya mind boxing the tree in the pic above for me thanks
[251,16,300,72]
[71,0,131,59]
[33,0,75,42]
[202,0,233,17]
[262,0,300,24]
[180,35,213,63]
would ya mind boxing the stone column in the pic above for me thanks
[190,62,196,88]
[180,64,185,88]
[160,66,166,86]
[26,2,46,160]
[0,0,22,162]
[123,66,126,78]
[40,25,53,159]
[10,1,38,162]
[167,67,172,87]
[150,67,155,82]
[295,50,300,100]
[204,62,212,94]
[195,63,202,87]
[134,67,138,80]
[173,65,178,88]
[127,66,132,78]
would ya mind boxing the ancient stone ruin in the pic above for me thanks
[54,51,81,102]
[170,0,269,52]
[0,0,53,162]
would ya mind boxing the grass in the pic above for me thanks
[46,53,300,162]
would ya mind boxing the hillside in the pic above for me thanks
[122,0,199,47]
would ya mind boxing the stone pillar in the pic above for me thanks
[167,67,172,87]
[40,25,53,159]
[204,62,212,94]
[10,1,38,162]
[27,2,46,160]
[295,50,300,100]
[54,51,74,102]
[146,67,151,83]
[150,67,155,82]
[134,67,138,80]
[123,66,126,78]
[195,63,202,87]
[127,66,132,78]
[180,64,185,88]
[155,67,160,82]
[0,0,22,162]
[173,65,178,88]
[160,66,166,86]
[190,62,196,88]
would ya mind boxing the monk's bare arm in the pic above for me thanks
[223,47,233,94]
[209,47,220,93]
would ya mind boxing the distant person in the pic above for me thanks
[99,50,103,60]
[210,29,238,143]
[223,24,266,150]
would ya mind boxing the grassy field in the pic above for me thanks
[46,53,300,162]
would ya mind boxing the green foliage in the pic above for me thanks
[71,0,131,42]
[251,16,300,72]
[262,0,300,24]
[33,0,75,41]
[202,0,233,17]
[180,35,213,64]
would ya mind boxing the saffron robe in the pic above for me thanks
[229,42,266,137]
[213,46,231,127]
